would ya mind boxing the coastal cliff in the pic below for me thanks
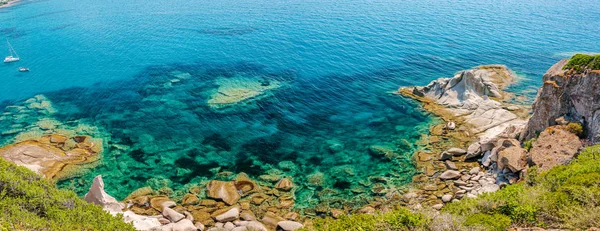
[521,56,600,142]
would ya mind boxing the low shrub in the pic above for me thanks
[306,208,426,231]
[564,54,600,71]
[464,213,512,231]
[566,122,584,137]
[0,158,135,231]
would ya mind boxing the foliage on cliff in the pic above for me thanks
[564,54,600,71]
[304,144,600,231]
[0,158,135,231]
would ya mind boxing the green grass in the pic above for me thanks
[0,158,135,231]
[444,144,600,229]
[564,54,600,71]
[306,208,426,231]
[303,144,600,230]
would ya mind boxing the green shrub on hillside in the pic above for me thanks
[566,122,584,137]
[564,54,600,71]
[445,144,600,229]
[0,158,135,231]
[307,208,426,231]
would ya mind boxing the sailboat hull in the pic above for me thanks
[4,56,19,63]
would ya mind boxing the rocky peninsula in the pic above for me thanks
[1,54,600,230]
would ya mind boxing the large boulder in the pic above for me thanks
[122,211,162,231]
[84,175,124,213]
[530,127,582,171]
[277,221,304,231]
[439,170,461,180]
[207,180,241,205]
[522,59,600,141]
[498,146,527,172]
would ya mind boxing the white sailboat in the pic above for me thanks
[4,40,20,63]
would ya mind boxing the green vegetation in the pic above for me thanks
[564,54,600,71]
[446,144,600,229]
[307,208,426,231]
[566,122,584,137]
[0,158,135,231]
[523,138,536,151]
[304,144,600,230]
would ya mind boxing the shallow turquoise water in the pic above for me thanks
[0,0,599,208]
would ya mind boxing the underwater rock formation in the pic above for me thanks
[0,134,101,180]
[207,77,284,110]
[521,59,600,142]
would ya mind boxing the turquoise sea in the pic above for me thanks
[1,0,599,208]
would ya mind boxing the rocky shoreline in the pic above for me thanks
[1,57,598,230]
[395,65,530,210]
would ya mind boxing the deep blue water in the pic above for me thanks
[0,0,599,208]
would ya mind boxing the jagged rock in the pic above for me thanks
[441,194,453,203]
[439,151,452,161]
[232,226,248,231]
[150,196,175,212]
[240,211,257,221]
[213,206,240,222]
[224,222,235,230]
[498,146,527,172]
[530,127,582,171]
[466,142,482,159]
[122,211,162,231]
[163,207,185,223]
[262,212,285,228]
[277,221,304,231]
[246,221,268,231]
[171,219,196,231]
[195,222,206,231]
[84,175,124,213]
[234,173,259,196]
[522,59,600,141]
[447,148,467,156]
[402,192,418,202]
[207,180,241,205]
[432,204,444,210]
[444,160,458,170]
[275,178,294,191]
[181,194,199,206]
[480,184,500,193]
[469,167,481,175]
[454,180,467,186]
[439,170,461,180]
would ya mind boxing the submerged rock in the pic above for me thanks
[207,77,284,110]
[207,180,241,205]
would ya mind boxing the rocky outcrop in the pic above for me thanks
[529,127,582,171]
[0,134,101,180]
[84,175,124,213]
[404,65,527,141]
[521,59,600,141]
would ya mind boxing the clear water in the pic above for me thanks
[0,0,599,208]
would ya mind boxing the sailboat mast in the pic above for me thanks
[7,40,17,58]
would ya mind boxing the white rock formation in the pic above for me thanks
[408,65,527,141]
[84,175,124,213]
